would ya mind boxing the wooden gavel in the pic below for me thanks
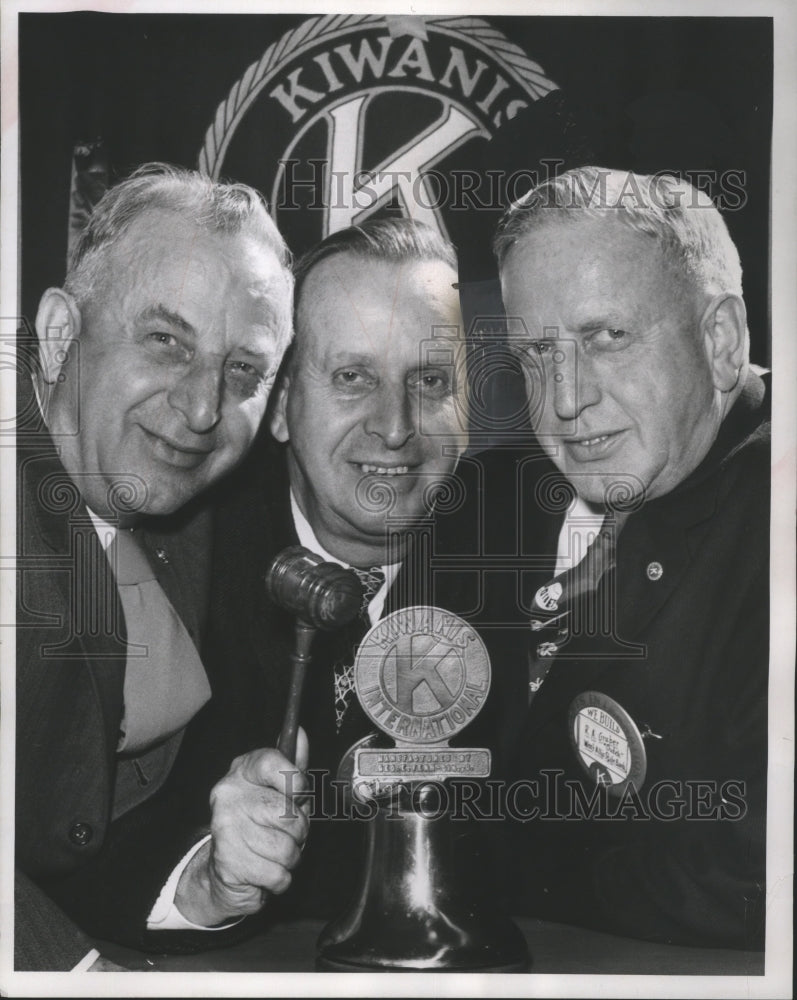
[265,546,364,763]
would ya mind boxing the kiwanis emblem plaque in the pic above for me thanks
[319,606,529,970]
[198,14,557,252]
[351,606,491,793]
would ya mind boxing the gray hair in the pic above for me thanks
[494,166,743,297]
[65,162,294,331]
[293,217,457,310]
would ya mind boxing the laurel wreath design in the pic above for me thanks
[198,14,558,179]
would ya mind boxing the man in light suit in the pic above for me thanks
[16,164,307,969]
[205,218,470,914]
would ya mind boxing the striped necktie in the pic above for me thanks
[526,512,628,703]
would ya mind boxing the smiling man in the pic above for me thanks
[271,221,467,568]
[445,166,770,949]
[35,194,289,517]
[206,218,468,915]
[498,184,742,506]
[16,165,310,970]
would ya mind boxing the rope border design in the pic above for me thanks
[198,14,557,179]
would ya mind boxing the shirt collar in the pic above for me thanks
[289,489,400,578]
[86,508,117,550]
[289,490,400,625]
[31,376,118,551]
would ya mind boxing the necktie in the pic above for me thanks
[108,528,211,752]
[333,566,386,732]
[527,512,627,703]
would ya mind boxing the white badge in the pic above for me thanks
[534,581,563,612]
[568,691,647,795]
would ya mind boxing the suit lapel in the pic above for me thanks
[253,444,303,719]
[21,443,125,766]
[614,509,694,642]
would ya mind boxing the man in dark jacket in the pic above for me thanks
[204,218,469,915]
[16,164,305,969]
[434,166,769,950]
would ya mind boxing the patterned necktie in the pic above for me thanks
[526,512,628,703]
[333,566,386,732]
[108,527,211,751]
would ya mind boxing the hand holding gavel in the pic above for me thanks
[265,546,364,763]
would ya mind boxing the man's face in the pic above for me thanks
[500,216,723,505]
[272,254,467,565]
[45,208,290,517]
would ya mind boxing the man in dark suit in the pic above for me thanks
[205,218,469,915]
[436,166,769,949]
[16,164,308,970]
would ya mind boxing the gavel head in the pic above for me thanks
[265,546,364,630]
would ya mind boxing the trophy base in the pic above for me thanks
[316,910,530,974]
[317,779,531,973]
[315,954,530,973]
[323,606,529,975]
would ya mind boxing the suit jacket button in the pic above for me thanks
[69,822,93,846]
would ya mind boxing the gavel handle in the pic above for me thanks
[277,621,317,763]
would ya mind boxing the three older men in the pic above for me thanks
[16,165,304,969]
[18,156,768,966]
[437,166,769,949]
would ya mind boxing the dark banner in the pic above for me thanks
[20,12,772,366]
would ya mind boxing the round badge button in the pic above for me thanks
[68,821,94,847]
[567,691,647,795]
[646,561,663,581]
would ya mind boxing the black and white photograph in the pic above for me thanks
[0,1,793,995]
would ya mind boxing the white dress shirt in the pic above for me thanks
[290,490,401,626]
[554,494,605,577]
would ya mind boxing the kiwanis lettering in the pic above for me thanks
[270,34,527,127]
[370,608,474,650]
[360,680,488,739]
[200,15,557,244]
[355,607,491,742]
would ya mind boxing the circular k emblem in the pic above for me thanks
[383,631,466,717]
[355,607,490,745]
[198,14,557,252]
